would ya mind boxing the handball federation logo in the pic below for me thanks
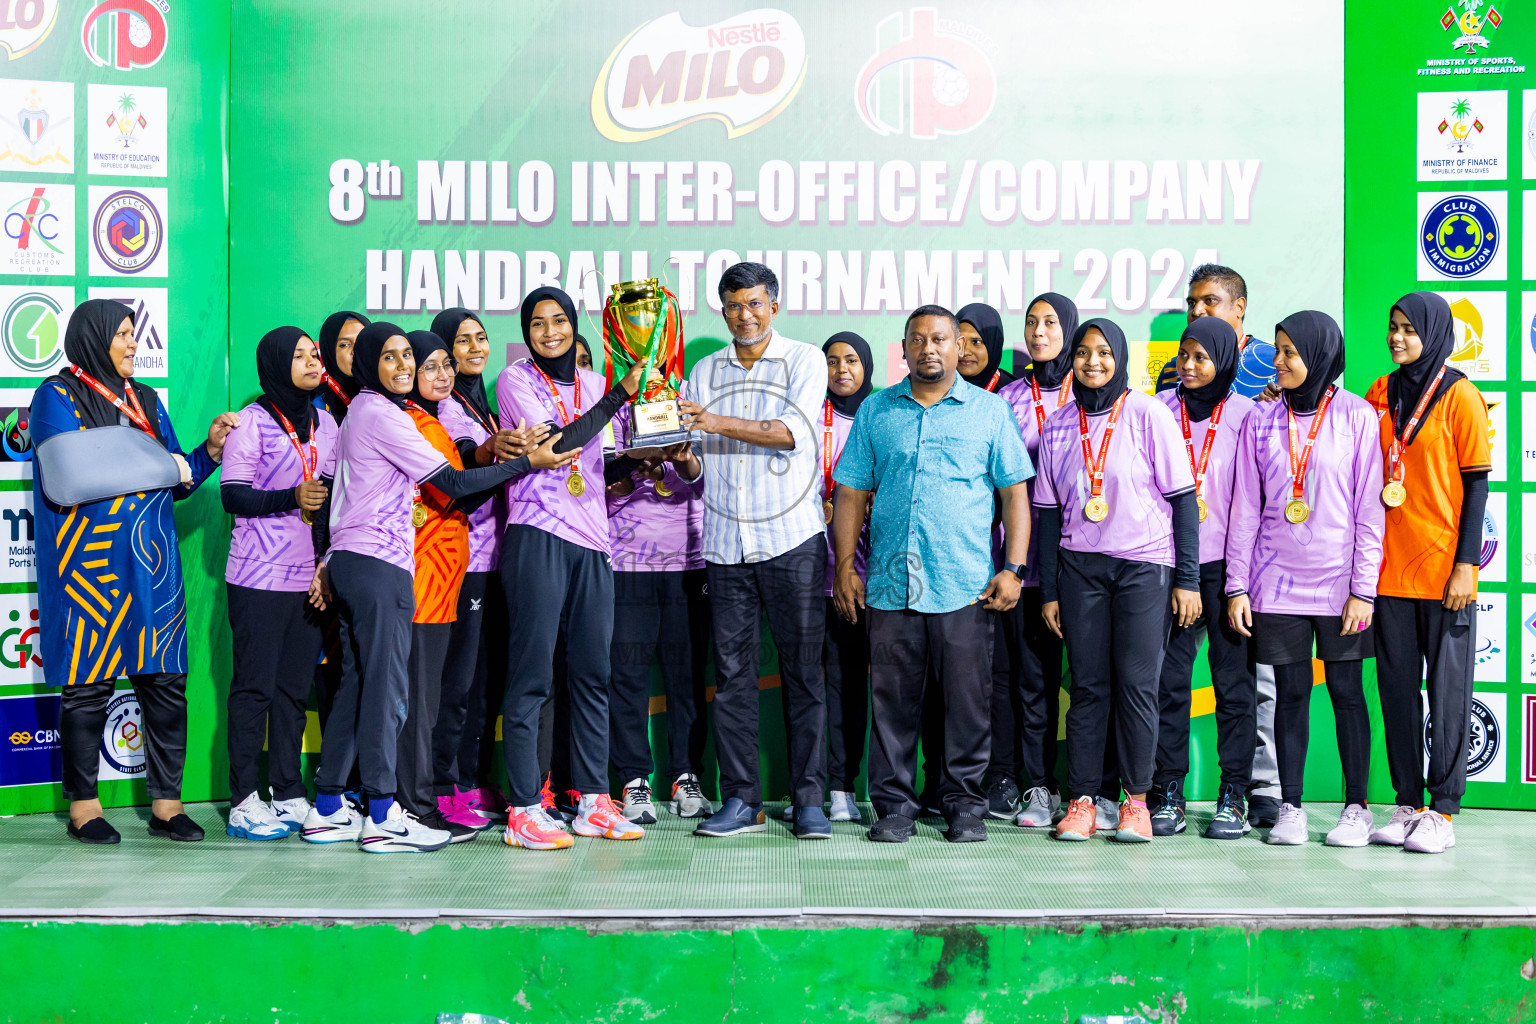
[92,188,161,274]
[1420,194,1499,278]
[100,691,145,777]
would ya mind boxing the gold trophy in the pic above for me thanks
[602,278,691,451]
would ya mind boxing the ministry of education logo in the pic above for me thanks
[91,188,161,275]
[1420,193,1500,278]
[1443,0,1503,54]
[0,291,63,373]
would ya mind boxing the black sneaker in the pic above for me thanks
[67,816,120,845]
[1205,784,1252,840]
[1247,794,1281,829]
[868,814,915,843]
[946,813,987,843]
[147,813,205,842]
[1149,781,1185,836]
[423,809,480,844]
[984,776,1022,821]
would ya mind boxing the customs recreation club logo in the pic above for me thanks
[100,691,144,777]
[591,8,806,142]
[1424,695,1501,778]
[1,290,63,373]
[1420,194,1499,278]
[91,188,161,274]
[854,7,996,139]
[0,1,59,61]
[1443,0,1503,54]
[81,0,166,71]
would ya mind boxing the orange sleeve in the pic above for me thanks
[1448,379,1492,472]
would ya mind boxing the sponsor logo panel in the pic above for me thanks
[1422,690,1507,783]
[80,0,166,71]
[1418,191,1505,281]
[0,692,60,788]
[88,286,166,376]
[1432,289,1505,380]
[85,83,164,177]
[1417,90,1506,181]
[0,78,70,173]
[0,1,60,62]
[855,6,996,140]
[0,284,70,376]
[0,180,71,276]
[87,185,166,277]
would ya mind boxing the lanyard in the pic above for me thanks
[321,373,351,407]
[1029,376,1071,435]
[1386,365,1447,485]
[1286,385,1336,503]
[983,369,1000,392]
[823,399,840,499]
[530,363,581,425]
[452,386,495,434]
[70,365,153,435]
[268,405,317,481]
[1178,397,1225,498]
[1077,391,1128,500]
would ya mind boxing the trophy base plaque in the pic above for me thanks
[617,397,692,452]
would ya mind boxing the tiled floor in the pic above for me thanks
[1,801,1533,919]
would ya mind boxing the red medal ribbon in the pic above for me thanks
[1029,376,1072,435]
[1286,385,1336,503]
[268,405,318,482]
[1178,397,1225,501]
[530,362,583,487]
[69,365,154,436]
[1077,391,1128,502]
[983,369,1001,393]
[452,386,495,434]
[1386,365,1447,486]
[321,373,351,407]
[823,399,838,501]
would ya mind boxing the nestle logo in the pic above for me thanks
[707,20,781,46]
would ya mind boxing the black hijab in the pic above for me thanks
[1387,291,1464,439]
[406,330,449,418]
[522,286,579,383]
[1276,310,1346,415]
[256,326,318,442]
[1070,317,1130,415]
[1023,292,1078,390]
[822,331,873,417]
[317,310,369,398]
[51,298,162,442]
[432,307,493,426]
[1177,317,1239,423]
[350,321,411,410]
[956,302,1015,391]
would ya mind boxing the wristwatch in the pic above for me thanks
[1003,562,1027,581]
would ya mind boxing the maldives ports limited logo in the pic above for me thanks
[591,9,806,142]
[1418,192,1503,280]
[81,0,166,71]
[854,7,996,140]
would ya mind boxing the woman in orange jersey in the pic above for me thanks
[1366,292,1491,856]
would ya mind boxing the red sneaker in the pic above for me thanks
[1054,796,1097,841]
[573,794,645,840]
[504,807,574,850]
[1113,799,1153,843]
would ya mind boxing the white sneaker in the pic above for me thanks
[270,796,311,835]
[829,791,861,822]
[1325,803,1373,848]
[1404,811,1456,854]
[1094,796,1119,831]
[620,778,658,824]
[1266,803,1309,845]
[357,801,450,853]
[668,774,713,818]
[1013,786,1059,827]
[1369,805,1419,847]
[300,799,364,844]
[226,792,289,841]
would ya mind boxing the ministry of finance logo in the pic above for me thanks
[1419,193,1502,279]
[1417,91,1504,181]
[90,187,163,276]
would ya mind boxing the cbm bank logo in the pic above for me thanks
[854,7,996,140]
[591,8,806,142]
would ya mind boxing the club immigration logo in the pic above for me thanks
[0,79,71,172]
[0,289,63,373]
[99,690,144,778]
[0,182,70,275]
[0,1,58,61]
[591,9,806,142]
[1443,0,1503,54]
[1419,193,1501,279]
[90,187,163,275]
[1424,694,1503,780]
[854,7,996,140]
[80,0,166,71]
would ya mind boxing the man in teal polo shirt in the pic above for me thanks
[832,304,1033,844]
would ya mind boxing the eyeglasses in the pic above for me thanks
[723,300,768,319]
[419,360,456,379]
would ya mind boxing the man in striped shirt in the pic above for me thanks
[679,262,831,840]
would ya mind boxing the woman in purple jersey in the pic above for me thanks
[1034,318,1201,844]
[993,292,1077,828]
[221,327,337,841]
[314,310,368,423]
[1225,311,1384,849]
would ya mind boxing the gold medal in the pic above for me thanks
[301,509,315,526]
[1197,496,1209,523]
[1382,480,1407,507]
[1284,498,1310,524]
[823,499,834,525]
[654,481,673,498]
[567,472,586,497]
[411,502,428,528]
[1084,495,1110,522]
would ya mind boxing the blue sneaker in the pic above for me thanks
[792,805,832,840]
[693,797,766,837]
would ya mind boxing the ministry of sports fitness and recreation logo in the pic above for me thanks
[1443,0,1503,53]
[1420,194,1500,278]
[1424,695,1502,778]
[0,290,63,373]
[81,0,166,71]
[0,1,59,61]
[100,690,144,777]
[91,188,162,274]
[591,8,806,142]
[854,7,996,140]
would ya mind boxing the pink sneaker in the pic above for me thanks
[458,785,506,821]
[438,793,495,832]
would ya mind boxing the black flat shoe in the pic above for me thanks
[67,817,121,845]
[148,813,204,842]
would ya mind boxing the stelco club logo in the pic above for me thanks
[1420,194,1499,278]
[81,0,166,71]
[92,188,161,274]
[591,8,807,142]
[0,1,59,61]
[854,7,996,140]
